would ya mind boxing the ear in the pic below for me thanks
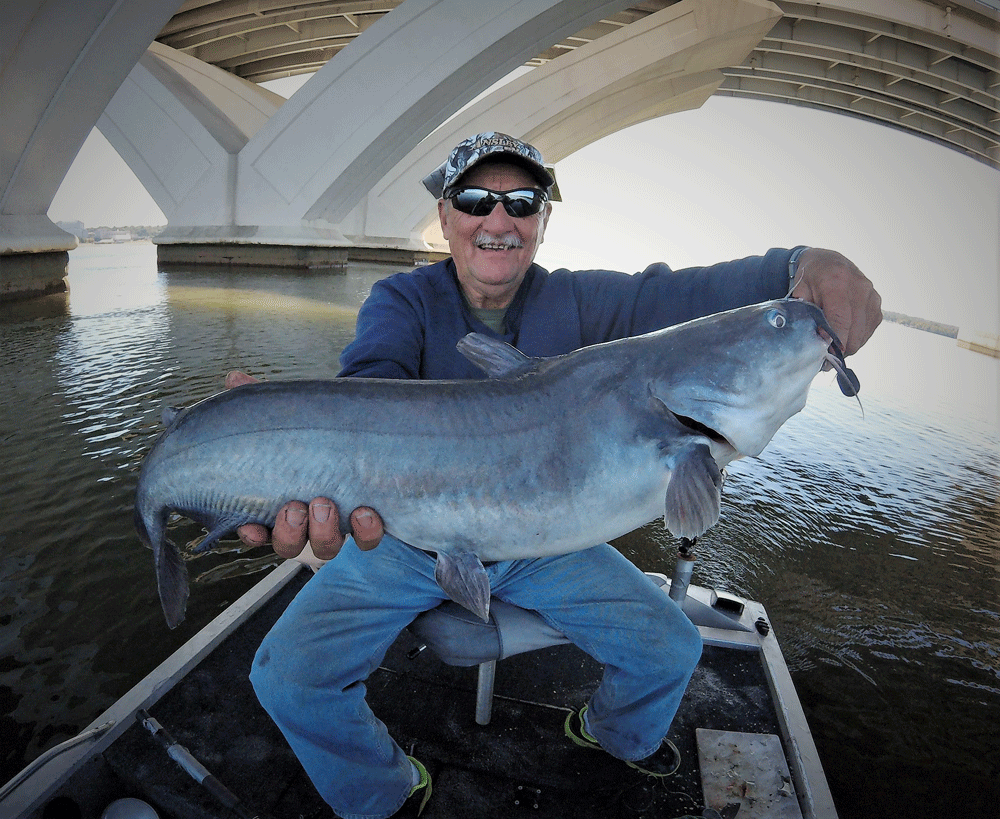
[438,198,452,241]
[538,201,552,244]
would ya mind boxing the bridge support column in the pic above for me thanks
[127,0,638,266]
[0,215,76,302]
[0,253,70,303]
[108,0,778,263]
[157,243,350,270]
[0,0,182,300]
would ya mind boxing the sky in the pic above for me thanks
[48,82,999,334]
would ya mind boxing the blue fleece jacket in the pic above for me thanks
[338,251,796,380]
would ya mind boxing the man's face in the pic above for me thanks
[438,162,551,310]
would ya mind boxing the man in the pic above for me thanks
[240,132,881,818]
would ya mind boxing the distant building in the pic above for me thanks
[56,220,88,240]
[93,227,131,243]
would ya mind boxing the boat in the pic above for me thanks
[0,547,837,819]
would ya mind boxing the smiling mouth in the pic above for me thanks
[475,232,522,251]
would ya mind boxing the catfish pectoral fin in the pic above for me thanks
[434,549,491,622]
[664,443,723,540]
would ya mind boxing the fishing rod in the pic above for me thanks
[137,710,275,819]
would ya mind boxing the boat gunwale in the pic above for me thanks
[0,559,305,816]
[698,600,838,819]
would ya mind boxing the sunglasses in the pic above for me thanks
[448,187,548,218]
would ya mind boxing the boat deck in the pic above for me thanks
[15,566,821,818]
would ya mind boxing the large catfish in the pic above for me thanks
[135,299,858,628]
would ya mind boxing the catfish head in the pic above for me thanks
[645,299,857,462]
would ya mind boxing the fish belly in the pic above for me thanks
[142,423,668,562]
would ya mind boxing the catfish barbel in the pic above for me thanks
[135,299,858,628]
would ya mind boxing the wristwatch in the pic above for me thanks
[787,246,810,293]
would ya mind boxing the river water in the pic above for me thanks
[1,243,998,817]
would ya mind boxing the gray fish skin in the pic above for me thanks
[135,299,843,628]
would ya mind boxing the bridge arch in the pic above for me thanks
[1,0,997,298]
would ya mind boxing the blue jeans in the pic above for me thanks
[250,535,702,819]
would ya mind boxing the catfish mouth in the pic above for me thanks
[670,410,732,448]
[801,298,861,397]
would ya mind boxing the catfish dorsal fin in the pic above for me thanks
[456,333,539,379]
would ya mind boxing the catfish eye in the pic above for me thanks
[766,308,786,329]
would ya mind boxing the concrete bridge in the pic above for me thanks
[2,0,997,301]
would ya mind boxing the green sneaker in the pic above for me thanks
[624,739,681,778]
[397,756,432,817]
[564,706,681,778]
[564,704,602,750]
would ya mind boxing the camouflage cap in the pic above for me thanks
[421,132,555,200]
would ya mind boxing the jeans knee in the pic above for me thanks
[677,616,703,669]
[249,637,283,712]
[249,629,316,718]
[640,604,702,677]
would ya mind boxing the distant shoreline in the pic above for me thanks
[58,236,969,342]
[882,310,958,338]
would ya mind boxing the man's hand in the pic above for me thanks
[236,498,384,560]
[225,370,385,562]
[790,248,882,356]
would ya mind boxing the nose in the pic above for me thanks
[482,200,516,228]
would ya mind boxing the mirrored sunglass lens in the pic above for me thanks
[452,188,544,217]
[450,189,492,215]
[502,190,542,217]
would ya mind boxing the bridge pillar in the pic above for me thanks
[96,0,778,266]
[139,0,637,265]
[0,0,182,301]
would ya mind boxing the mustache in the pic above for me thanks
[474,231,524,249]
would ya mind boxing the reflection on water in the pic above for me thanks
[0,243,384,779]
[165,285,360,322]
[1,244,998,818]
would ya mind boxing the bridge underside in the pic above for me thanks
[720,1,999,169]
[1,0,997,300]
[156,0,998,170]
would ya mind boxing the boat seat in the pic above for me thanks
[407,573,672,725]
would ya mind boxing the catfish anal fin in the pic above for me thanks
[191,514,255,553]
[434,549,491,621]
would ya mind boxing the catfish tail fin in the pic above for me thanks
[136,504,189,629]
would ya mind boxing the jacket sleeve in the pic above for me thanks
[569,247,794,343]
[337,277,424,379]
